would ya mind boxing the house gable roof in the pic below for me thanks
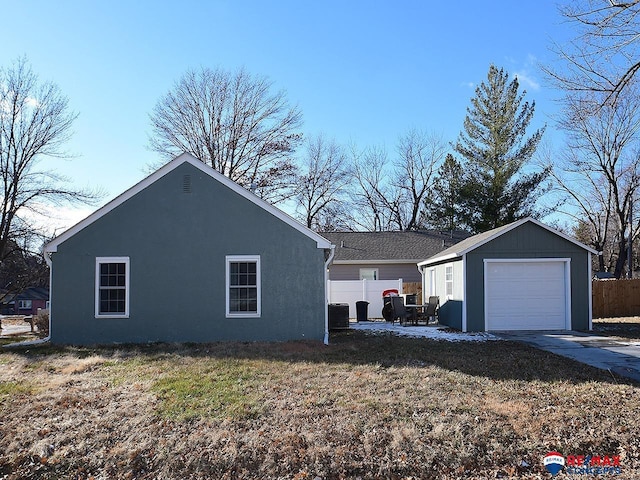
[1,286,49,303]
[418,217,598,267]
[321,230,471,263]
[45,153,332,253]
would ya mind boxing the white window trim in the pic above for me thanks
[18,299,33,309]
[445,264,454,298]
[359,267,379,281]
[95,256,130,319]
[428,268,436,296]
[226,255,261,318]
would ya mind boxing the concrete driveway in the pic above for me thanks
[497,331,640,383]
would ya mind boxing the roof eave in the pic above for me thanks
[417,252,461,267]
[417,217,599,266]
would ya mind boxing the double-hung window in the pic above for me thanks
[95,257,130,318]
[18,300,32,310]
[226,255,261,317]
[445,265,453,297]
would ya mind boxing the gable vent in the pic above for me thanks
[182,174,192,194]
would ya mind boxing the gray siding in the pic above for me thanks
[465,221,591,332]
[50,162,326,344]
[329,263,421,282]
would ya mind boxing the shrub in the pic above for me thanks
[35,310,49,337]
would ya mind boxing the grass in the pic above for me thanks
[0,380,33,403]
[593,316,640,340]
[0,335,34,348]
[150,359,263,421]
[0,331,638,479]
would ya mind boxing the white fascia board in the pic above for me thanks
[460,217,598,256]
[417,217,597,267]
[417,252,460,267]
[522,217,598,255]
[45,153,332,253]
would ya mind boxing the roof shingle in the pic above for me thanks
[320,230,471,262]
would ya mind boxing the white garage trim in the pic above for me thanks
[462,253,468,332]
[483,258,571,331]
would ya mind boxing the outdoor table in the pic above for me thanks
[404,304,426,325]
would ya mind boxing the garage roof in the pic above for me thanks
[418,217,598,267]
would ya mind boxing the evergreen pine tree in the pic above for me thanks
[455,65,549,233]
[424,153,464,232]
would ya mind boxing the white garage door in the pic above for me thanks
[485,260,568,331]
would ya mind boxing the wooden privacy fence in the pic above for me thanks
[403,282,423,305]
[592,279,640,318]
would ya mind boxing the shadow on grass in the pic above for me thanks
[0,334,41,348]
[2,329,634,387]
[593,321,640,339]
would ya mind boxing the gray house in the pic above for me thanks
[44,153,334,345]
[418,218,597,332]
[322,230,469,283]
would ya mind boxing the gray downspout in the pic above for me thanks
[323,245,336,345]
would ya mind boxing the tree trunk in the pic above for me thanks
[614,240,628,278]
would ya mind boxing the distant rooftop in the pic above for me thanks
[320,230,470,262]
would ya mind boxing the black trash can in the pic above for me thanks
[355,301,369,322]
[328,303,349,330]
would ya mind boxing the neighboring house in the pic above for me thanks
[0,286,49,316]
[418,218,597,332]
[43,153,334,345]
[321,230,470,283]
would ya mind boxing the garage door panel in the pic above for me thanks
[486,261,567,331]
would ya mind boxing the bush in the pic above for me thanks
[35,310,49,337]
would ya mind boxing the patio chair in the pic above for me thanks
[390,295,410,326]
[423,296,439,324]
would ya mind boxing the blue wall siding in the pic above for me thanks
[465,222,591,332]
[438,300,463,330]
[50,163,327,344]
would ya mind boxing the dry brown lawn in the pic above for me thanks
[593,316,640,340]
[1,330,639,479]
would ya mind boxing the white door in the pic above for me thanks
[485,260,568,331]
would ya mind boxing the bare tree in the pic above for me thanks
[294,135,351,230]
[148,66,303,204]
[349,145,395,231]
[393,129,446,230]
[348,130,445,232]
[0,58,94,266]
[551,89,640,277]
[549,1,640,106]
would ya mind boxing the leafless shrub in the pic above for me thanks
[34,311,49,337]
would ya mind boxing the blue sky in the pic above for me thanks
[1,1,569,232]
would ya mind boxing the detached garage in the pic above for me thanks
[418,218,597,332]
